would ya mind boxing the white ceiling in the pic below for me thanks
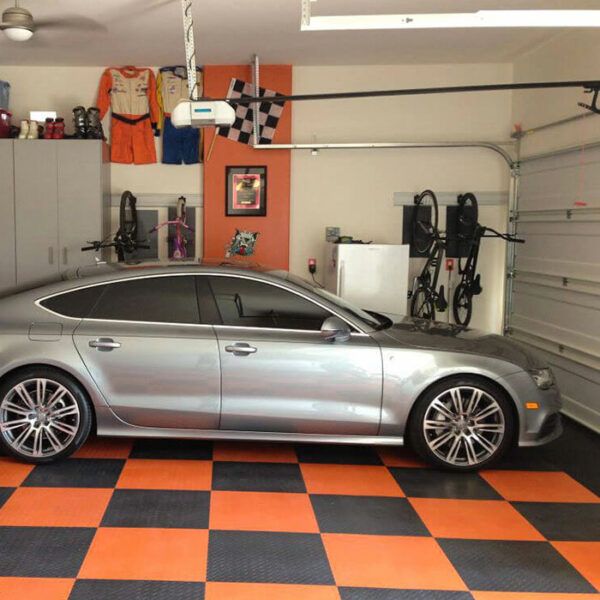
[0,0,598,66]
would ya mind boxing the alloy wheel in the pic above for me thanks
[422,385,505,467]
[0,378,81,458]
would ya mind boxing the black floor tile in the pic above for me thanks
[0,487,14,509]
[493,449,560,471]
[212,461,306,493]
[100,489,210,529]
[295,444,383,465]
[438,538,597,593]
[0,526,95,577]
[207,530,334,584]
[69,580,205,600]
[389,468,501,500]
[339,589,474,600]
[512,501,600,541]
[310,495,430,536]
[130,439,213,460]
[21,459,125,488]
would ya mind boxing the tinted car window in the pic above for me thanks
[208,276,330,331]
[89,276,199,324]
[40,285,107,318]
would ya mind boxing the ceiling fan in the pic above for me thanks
[0,0,106,42]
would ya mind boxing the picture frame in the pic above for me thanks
[226,166,267,217]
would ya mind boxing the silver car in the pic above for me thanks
[0,261,562,470]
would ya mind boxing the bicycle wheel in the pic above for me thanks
[411,286,436,320]
[453,282,473,326]
[457,193,478,227]
[413,190,439,255]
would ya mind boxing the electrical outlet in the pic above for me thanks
[326,226,340,242]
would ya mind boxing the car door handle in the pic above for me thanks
[225,343,257,356]
[89,338,121,351]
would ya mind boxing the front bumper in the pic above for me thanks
[498,370,563,447]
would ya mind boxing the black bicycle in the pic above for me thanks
[82,190,149,262]
[410,190,447,320]
[452,193,524,327]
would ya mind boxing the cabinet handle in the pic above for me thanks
[48,247,54,265]
[62,247,68,265]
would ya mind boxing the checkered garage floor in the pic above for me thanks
[0,417,598,600]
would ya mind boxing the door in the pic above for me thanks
[73,275,221,429]
[206,275,383,435]
[508,145,600,431]
[57,141,105,270]
[0,140,16,292]
[14,140,59,284]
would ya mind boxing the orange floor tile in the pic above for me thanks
[480,471,600,503]
[209,491,319,532]
[377,446,429,468]
[78,527,208,581]
[322,533,467,590]
[0,487,113,527]
[0,577,74,600]
[212,442,298,463]
[552,542,600,591]
[205,582,341,600]
[116,458,212,490]
[409,498,545,540]
[300,463,404,496]
[0,457,34,487]
[73,437,133,459]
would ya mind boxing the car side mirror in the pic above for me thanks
[320,316,352,343]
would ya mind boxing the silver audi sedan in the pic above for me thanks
[0,261,562,470]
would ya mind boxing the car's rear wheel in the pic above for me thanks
[408,377,514,471]
[0,368,92,463]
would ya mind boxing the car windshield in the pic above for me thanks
[276,272,385,330]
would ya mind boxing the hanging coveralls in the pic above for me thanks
[157,66,203,164]
[97,66,160,164]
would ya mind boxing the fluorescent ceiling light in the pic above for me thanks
[301,9,600,31]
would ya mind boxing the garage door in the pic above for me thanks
[507,144,600,432]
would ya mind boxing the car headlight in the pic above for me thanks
[529,368,555,390]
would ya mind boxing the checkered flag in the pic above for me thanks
[218,78,285,145]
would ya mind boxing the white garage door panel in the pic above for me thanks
[518,152,600,211]
[508,145,600,432]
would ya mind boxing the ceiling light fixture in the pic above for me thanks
[300,1,600,31]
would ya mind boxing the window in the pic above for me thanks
[208,276,330,331]
[88,276,199,324]
[40,285,107,318]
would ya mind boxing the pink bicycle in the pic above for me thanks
[148,196,194,260]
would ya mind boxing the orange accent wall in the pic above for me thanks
[203,65,292,269]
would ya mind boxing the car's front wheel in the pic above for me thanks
[0,368,92,463]
[408,377,514,470]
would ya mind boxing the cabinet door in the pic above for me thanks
[14,140,59,285]
[0,140,16,291]
[57,141,104,270]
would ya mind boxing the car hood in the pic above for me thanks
[377,316,546,371]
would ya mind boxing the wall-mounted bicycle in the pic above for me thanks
[148,196,194,260]
[82,190,149,262]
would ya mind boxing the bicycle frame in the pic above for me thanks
[148,197,195,260]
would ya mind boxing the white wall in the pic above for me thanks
[290,64,514,333]
[512,30,600,157]
[0,66,202,195]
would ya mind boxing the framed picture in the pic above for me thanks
[226,166,267,217]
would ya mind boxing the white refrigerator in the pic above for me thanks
[323,243,410,316]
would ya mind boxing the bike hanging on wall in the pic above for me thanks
[410,190,448,320]
[452,193,524,327]
[82,190,149,262]
[148,196,194,260]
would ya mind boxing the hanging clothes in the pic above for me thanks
[0,80,10,111]
[157,65,203,164]
[97,66,160,164]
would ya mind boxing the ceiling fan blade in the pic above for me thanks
[34,16,108,33]
[106,0,178,23]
